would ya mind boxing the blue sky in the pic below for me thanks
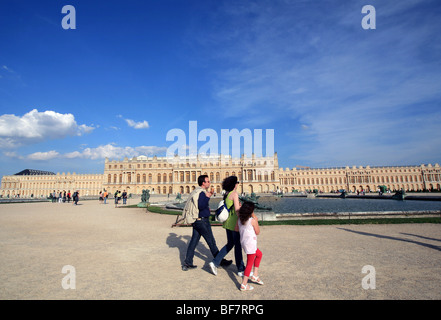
[1,0,440,178]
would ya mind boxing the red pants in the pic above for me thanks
[244,248,262,277]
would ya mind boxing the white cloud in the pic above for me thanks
[73,144,166,159]
[78,124,95,135]
[76,144,135,160]
[0,109,95,148]
[2,151,24,159]
[125,119,150,129]
[27,150,59,161]
[117,115,150,129]
[8,143,168,161]
[63,151,83,159]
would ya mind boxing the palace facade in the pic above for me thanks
[1,153,440,198]
[0,171,104,198]
[279,163,441,194]
[103,154,279,196]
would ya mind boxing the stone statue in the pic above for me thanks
[141,189,150,203]
[239,193,271,210]
[250,192,260,202]
[392,188,406,201]
[138,189,151,207]
[175,192,184,203]
[137,189,150,208]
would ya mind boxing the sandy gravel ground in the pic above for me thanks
[0,200,440,300]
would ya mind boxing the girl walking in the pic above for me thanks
[237,201,264,291]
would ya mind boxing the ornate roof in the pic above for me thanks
[14,169,56,176]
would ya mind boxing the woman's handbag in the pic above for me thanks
[215,200,232,222]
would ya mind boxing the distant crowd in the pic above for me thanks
[47,189,129,207]
[99,190,128,207]
[50,190,79,205]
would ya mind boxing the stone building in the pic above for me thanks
[0,171,104,198]
[1,153,440,198]
[103,153,279,196]
[279,163,441,193]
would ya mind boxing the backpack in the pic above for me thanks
[175,187,205,225]
[215,200,233,223]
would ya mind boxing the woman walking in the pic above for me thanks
[209,176,245,276]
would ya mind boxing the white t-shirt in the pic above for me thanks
[239,217,257,254]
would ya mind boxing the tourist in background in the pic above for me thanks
[122,190,127,205]
[73,190,79,205]
[114,190,119,207]
[103,190,108,204]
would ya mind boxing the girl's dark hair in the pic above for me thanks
[239,201,255,224]
[222,176,238,199]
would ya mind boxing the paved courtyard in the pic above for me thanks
[0,200,440,300]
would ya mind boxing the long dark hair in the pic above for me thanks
[222,176,238,200]
[238,201,255,225]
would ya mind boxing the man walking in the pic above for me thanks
[72,190,79,205]
[122,190,127,205]
[182,175,231,271]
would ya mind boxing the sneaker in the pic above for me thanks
[209,262,218,275]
